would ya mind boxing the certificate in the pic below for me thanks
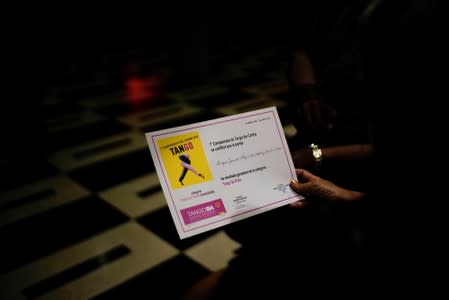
[145,106,302,239]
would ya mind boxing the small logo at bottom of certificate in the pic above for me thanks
[181,199,226,225]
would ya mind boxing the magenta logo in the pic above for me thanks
[181,199,226,225]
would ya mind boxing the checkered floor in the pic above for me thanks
[0,44,303,299]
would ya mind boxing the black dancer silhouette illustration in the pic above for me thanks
[179,153,205,185]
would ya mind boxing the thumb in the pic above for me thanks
[290,179,313,197]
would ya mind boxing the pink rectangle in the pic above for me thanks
[181,199,226,225]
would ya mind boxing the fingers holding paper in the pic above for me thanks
[289,169,365,207]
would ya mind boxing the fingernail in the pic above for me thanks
[290,200,305,208]
[290,179,299,185]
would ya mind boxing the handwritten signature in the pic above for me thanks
[216,147,282,167]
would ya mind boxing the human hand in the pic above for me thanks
[289,169,364,208]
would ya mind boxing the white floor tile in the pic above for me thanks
[99,173,167,218]
[184,231,241,272]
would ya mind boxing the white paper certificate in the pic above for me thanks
[145,106,302,239]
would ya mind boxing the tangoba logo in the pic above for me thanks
[181,199,226,225]
[187,205,214,217]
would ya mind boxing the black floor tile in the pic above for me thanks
[188,89,252,108]
[140,112,223,133]
[226,74,267,88]
[91,254,209,300]
[68,149,153,191]
[94,98,176,118]
[0,196,129,274]
[59,84,121,102]
[43,102,83,119]
[23,245,130,299]
[47,120,131,152]
[0,189,55,212]
[1,159,60,191]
